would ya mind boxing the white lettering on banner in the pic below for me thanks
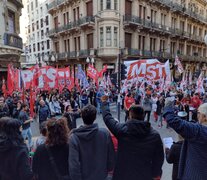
[146,65,156,79]
[21,70,33,84]
[125,59,170,80]
[131,63,146,77]
[47,68,56,88]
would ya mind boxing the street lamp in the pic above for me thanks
[86,57,95,65]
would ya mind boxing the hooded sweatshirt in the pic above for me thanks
[0,135,33,180]
[102,104,164,180]
[69,124,115,180]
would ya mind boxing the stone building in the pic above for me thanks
[0,0,23,78]
[47,0,207,75]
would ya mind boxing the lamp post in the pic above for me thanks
[86,57,95,66]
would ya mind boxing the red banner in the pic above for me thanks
[99,65,107,78]
[87,65,99,80]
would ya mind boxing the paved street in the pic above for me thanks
[31,103,177,180]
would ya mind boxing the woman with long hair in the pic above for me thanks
[0,117,33,180]
[32,118,70,180]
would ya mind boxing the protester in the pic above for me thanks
[69,104,115,180]
[0,117,33,180]
[19,103,33,149]
[12,101,22,118]
[49,95,62,117]
[33,121,47,150]
[0,97,9,118]
[32,118,70,180]
[101,96,164,180]
[124,92,135,121]
[164,100,207,180]
[143,94,153,122]
[38,100,50,125]
[165,135,184,180]
[156,96,165,128]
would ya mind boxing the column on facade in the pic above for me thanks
[80,0,85,18]
[145,34,150,51]
[132,0,138,16]
[183,40,187,55]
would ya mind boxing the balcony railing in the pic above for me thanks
[79,49,90,57]
[49,16,95,36]
[4,33,23,49]
[48,1,57,11]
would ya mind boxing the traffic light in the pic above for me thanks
[121,63,127,80]
[111,73,117,85]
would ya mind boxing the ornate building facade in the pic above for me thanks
[0,0,23,77]
[47,0,207,75]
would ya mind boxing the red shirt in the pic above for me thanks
[191,96,202,109]
[124,96,135,110]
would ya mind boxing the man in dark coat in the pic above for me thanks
[101,96,164,180]
[38,100,50,125]
[69,104,115,180]
[164,100,207,180]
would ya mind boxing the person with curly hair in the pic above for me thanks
[32,118,70,180]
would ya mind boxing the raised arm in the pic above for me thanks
[163,107,200,140]
[101,102,125,138]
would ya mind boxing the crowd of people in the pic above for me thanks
[0,80,207,180]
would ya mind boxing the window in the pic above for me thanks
[63,13,66,25]
[114,27,118,47]
[8,10,15,33]
[106,27,111,46]
[180,21,185,32]
[29,45,31,53]
[47,40,50,49]
[46,28,49,35]
[37,31,39,40]
[35,0,38,7]
[171,17,177,29]
[170,41,176,55]
[46,16,49,26]
[37,43,40,51]
[160,40,165,52]
[28,25,30,34]
[64,40,67,52]
[31,2,33,11]
[203,48,206,57]
[42,42,44,51]
[100,0,103,11]
[27,5,29,13]
[161,13,166,26]
[138,35,145,51]
[114,0,118,10]
[150,38,156,52]
[41,18,43,28]
[41,30,44,38]
[36,21,39,30]
[151,10,157,24]
[33,43,36,52]
[106,0,111,9]
[100,27,104,47]
[32,23,35,31]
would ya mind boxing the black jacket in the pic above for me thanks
[32,144,70,180]
[166,141,183,180]
[0,135,33,180]
[102,104,164,180]
[69,124,115,180]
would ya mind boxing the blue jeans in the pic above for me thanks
[22,127,33,148]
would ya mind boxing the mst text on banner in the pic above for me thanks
[125,59,171,81]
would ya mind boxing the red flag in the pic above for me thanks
[87,64,99,80]
[99,65,108,78]
[7,64,14,95]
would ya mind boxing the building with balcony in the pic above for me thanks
[0,0,23,77]
[48,0,207,75]
[24,0,51,66]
